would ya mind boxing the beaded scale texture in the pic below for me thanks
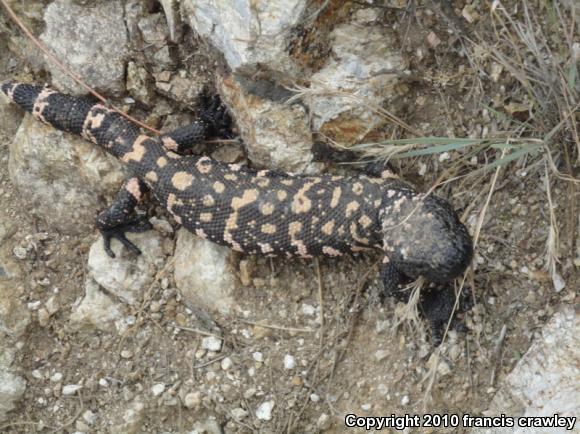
[2,81,474,343]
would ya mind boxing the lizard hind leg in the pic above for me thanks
[96,177,152,258]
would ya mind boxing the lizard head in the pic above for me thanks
[381,191,473,283]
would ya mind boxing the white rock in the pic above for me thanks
[400,395,409,405]
[317,413,331,430]
[231,407,248,420]
[310,393,320,402]
[201,336,223,352]
[218,76,314,172]
[182,0,307,76]
[0,370,26,422]
[308,20,404,143]
[474,306,579,433]
[9,116,123,234]
[27,301,41,311]
[50,372,63,382]
[184,391,201,409]
[174,229,237,314]
[151,383,165,396]
[252,352,264,362]
[551,271,566,292]
[83,409,97,425]
[88,232,164,304]
[12,246,27,260]
[111,400,145,434]
[62,384,82,395]
[69,278,123,333]
[283,354,296,370]
[220,357,233,371]
[0,252,31,338]
[302,304,316,316]
[41,0,129,95]
[374,350,389,362]
[255,400,275,421]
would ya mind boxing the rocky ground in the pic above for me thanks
[0,1,578,433]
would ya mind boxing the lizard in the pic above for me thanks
[1,81,474,344]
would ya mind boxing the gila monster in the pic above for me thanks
[1,81,474,343]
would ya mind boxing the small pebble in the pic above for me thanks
[310,393,320,402]
[302,304,316,316]
[120,350,133,359]
[98,378,108,387]
[82,410,97,425]
[401,395,410,405]
[13,246,27,259]
[231,407,248,420]
[252,352,263,362]
[220,357,233,371]
[374,350,389,362]
[50,372,63,382]
[201,336,222,352]
[317,413,331,430]
[27,301,41,311]
[184,391,201,409]
[552,272,566,292]
[283,354,296,370]
[256,400,275,421]
[62,384,82,395]
[151,383,165,396]
[361,403,371,411]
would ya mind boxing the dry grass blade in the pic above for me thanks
[544,161,563,290]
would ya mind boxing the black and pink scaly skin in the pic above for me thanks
[2,81,474,344]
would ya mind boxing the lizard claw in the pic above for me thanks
[99,215,153,258]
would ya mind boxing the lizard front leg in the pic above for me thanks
[96,177,152,257]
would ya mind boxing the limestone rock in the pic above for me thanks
[160,0,183,43]
[126,61,155,106]
[88,231,165,305]
[69,278,123,333]
[137,12,176,71]
[0,246,30,338]
[0,370,26,422]
[0,92,24,137]
[181,0,308,77]
[110,399,146,434]
[40,0,129,95]
[154,70,206,107]
[174,229,237,314]
[8,115,124,234]
[219,75,314,172]
[474,306,579,433]
[308,18,405,143]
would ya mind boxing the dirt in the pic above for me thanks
[0,1,577,433]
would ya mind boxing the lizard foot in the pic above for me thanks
[99,215,153,258]
[200,94,232,138]
[419,284,472,346]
